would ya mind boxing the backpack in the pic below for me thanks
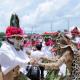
[26,65,40,80]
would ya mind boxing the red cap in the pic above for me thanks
[6,26,24,37]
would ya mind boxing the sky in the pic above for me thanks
[0,0,80,33]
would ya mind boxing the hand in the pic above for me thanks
[30,59,38,65]
[40,57,44,60]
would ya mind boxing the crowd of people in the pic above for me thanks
[0,14,80,80]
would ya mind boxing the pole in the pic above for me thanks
[31,26,33,34]
[67,17,70,31]
[51,21,53,32]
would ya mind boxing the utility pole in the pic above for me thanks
[51,21,53,32]
[51,22,52,32]
[31,25,33,34]
[67,17,70,31]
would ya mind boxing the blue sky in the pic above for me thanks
[0,0,80,33]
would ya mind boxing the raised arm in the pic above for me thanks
[38,50,71,70]
[41,55,59,62]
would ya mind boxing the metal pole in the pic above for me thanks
[67,17,70,31]
[51,21,53,32]
[31,26,33,34]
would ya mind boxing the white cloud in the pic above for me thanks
[0,0,80,33]
[3,0,31,13]
[0,0,32,17]
[22,0,69,25]
[71,4,80,17]
[0,0,32,32]
[65,3,80,18]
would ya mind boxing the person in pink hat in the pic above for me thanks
[0,14,35,80]
[70,27,80,50]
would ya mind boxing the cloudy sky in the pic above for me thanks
[0,0,80,33]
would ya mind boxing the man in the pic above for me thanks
[31,43,47,80]
[0,26,33,80]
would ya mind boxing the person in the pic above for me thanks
[0,26,31,80]
[30,43,47,80]
[70,27,80,50]
[42,38,53,58]
[38,31,80,80]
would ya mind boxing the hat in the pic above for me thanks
[6,26,24,38]
[70,26,80,35]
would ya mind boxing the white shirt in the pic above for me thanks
[42,46,52,58]
[58,64,66,76]
[72,36,80,44]
[0,41,30,75]
[31,50,46,63]
[75,37,80,43]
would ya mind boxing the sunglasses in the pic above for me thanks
[11,36,23,40]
